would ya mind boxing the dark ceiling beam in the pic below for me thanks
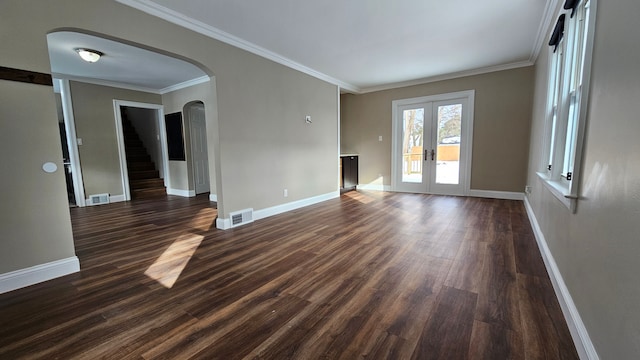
[0,66,53,86]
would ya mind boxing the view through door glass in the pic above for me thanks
[435,103,462,185]
[402,108,424,184]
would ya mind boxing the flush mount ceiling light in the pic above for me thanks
[74,48,103,63]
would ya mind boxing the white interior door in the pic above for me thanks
[189,104,210,194]
[392,91,474,196]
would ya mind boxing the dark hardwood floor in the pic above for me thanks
[0,191,578,359]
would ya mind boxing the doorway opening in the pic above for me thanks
[185,101,210,195]
[114,100,169,201]
[391,90,475,196]
[55,79,86,207]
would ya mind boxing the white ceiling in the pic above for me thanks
[47,1,555,94]
[47,31,208,93]
[117,0,555,93]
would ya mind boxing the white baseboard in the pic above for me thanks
[209,193,217,202]
[84,194,125,206]
[468,189,524,200]
[216,191,339,230]
[523,197,599,360]
[167,188,196,197]
[0,256,80,294]
[356,183,391,192]
[216,217,231,230]
[109,194,126,203]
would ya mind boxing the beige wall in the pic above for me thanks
[341,66,534,193]
[161,81,216,193]
[0,80,76,273]
[217,62,338,212]
[69,81,161,197]
[0,0,337,275]
[526,1,640,358]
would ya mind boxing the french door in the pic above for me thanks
[392,91,474,195]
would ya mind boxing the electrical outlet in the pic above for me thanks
[378,135,383,141]
[525,185,532,195]
[283,189,288,197]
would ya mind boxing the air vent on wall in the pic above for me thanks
[89,193,110,206]
[229,208,254,227]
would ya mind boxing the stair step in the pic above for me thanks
[124,139,144,146]
[125,148,148,155]
[131,187,166,199]
[129,169,160,180]
[126,153,151,162]
[130,178,165,190]
[128,162,155,171]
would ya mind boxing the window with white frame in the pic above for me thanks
[540,0,595,211]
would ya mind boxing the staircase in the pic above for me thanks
[122,117,166,199]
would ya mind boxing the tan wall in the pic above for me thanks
[0,80,76,273]
[218,62,338,211]
[161,81,216,193]
[69,81,161,197]
[0,0,337,274]
[525,1,640,358]
[341,66,534,192]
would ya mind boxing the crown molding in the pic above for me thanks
[115,0,360,93]
[358,60,534,94]
[52,73,162,94]
[530,0,561,63]
[159,75,210,94]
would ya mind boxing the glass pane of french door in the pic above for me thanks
[401,108,424,183]
[393,91,472,196]
[434,103,462,185]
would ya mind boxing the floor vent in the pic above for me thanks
[229,208,253,227]
[89,193,110,206]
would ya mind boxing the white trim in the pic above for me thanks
[58,79,86,207]
[337,86,342,190]
[159,75,210,94]
[115,0,359,94]
[216,191,340,230]
[360,61,532,94]
[216,217,231,230]
[356,184,391,192]
[114,0,563,95]
[391,90,475,196]
[113,100,168,201]
[0,257,80,294]
[523,197,600,360]
[467,190,524,201]
[85,194,126,205]
[537,171,575,211]
[53,73,163,94]
[167,188,196,197]
[530,0,561,63]
[54,74,210,95]
[209,193,218,202]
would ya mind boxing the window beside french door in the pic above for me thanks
[391,91,474,196]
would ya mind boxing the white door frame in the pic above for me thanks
[391,90,475,195]
[188,102,210,194]
[58,79,86,207]
[113,100,168,201]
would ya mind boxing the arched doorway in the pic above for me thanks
[185,101,210,194]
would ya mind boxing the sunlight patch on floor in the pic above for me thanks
[187,208,217,231]
[144,233,203,288]
[344,190,378,204]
